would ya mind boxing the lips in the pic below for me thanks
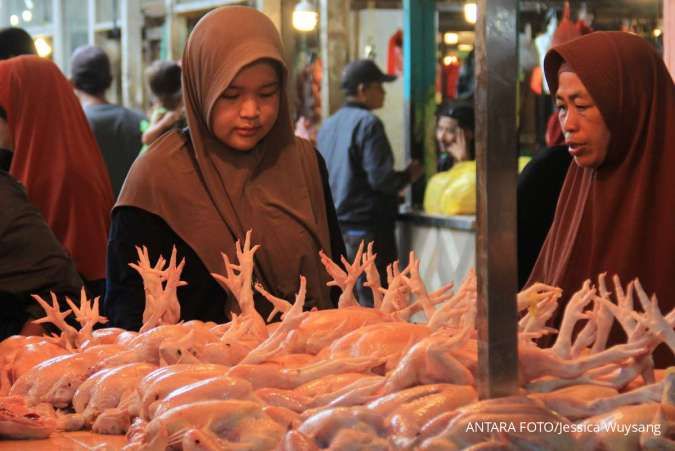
[566,142,586,156]
[235,126,261,137]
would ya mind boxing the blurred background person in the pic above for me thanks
[0,56,113,299]
[0,168,83,340]
[71,45,146,198]
[0,27,36,60]
[140,60,185,153]
[435,100,475,172]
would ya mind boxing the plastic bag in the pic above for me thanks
[439,161,476,215]
[425,158,531,216]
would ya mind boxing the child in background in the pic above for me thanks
[140,60,185,152]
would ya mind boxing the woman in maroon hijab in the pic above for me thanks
[528,32,675,367]
[0,56,113,297]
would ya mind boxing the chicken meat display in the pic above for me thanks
[0,231,672,450]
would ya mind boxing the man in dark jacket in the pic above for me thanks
[317,59,422,307]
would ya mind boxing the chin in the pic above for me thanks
[228,137,260,152]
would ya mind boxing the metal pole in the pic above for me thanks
[475,0,519,399]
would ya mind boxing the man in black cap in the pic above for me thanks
[70,45,146,198]
[317,59,423,307]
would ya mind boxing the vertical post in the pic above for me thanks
[475,0,519,399]
[279,0,298,121]
[665,0,675,79]
[320,0,350,118]
[402,0,436,203]
[52,0,66,68]
[121,0,143,109]
[88,0,96,45]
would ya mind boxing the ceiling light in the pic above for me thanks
[464,3,477,25]
[22,9,33,22]
[458,44,473,52]
[10,15,19,26]
[293,0,318,32]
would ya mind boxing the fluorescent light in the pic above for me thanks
[293,0,318,32]
[464,2,477,25]
[34,37,52,57]
[444,32,459,45]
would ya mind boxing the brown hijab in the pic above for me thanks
[528,32,675,358]
[117,6,333,312]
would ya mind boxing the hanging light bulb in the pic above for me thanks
[293,0,318,32]
[464,2,477,25]
[34,37,52,57]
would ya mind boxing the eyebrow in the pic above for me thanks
[226,81,279,90]
[555,91,588,101]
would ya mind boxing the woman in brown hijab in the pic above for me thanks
[528,32,675,366]
[104,6,345,331]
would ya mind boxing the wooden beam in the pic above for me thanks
[475,0,519,399]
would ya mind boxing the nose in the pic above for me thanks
[240,97,260,119]
[560,107,579,134]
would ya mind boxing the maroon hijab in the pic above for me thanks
[528,32,675,354]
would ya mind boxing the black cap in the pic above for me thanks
[340,59,396,92]
[437,101,474,132]
[70,45,112,95]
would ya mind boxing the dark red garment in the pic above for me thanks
[387,29,403,76]
[0,56,113,281]
[528,32,675,365]
[544,111,564,147]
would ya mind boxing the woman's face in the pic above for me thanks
[210,60,280,151]
[436,116,469,162]
[556,71,611,169]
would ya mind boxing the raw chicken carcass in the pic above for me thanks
[383,327,474,393]
[0,395,57,439]
[139,364,229,419]
[124,400,285,451]
[9,352,99,407]
[76,363,157,428]
[375,384,478,448]
[152,376,255,418]
[417,396,576,450]
[293,406,388,449]
[318,322,431,372]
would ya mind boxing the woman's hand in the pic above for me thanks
[448,127,468,162]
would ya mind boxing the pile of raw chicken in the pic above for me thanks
[0,231,673,450]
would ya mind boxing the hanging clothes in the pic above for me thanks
[386,29,403,76]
